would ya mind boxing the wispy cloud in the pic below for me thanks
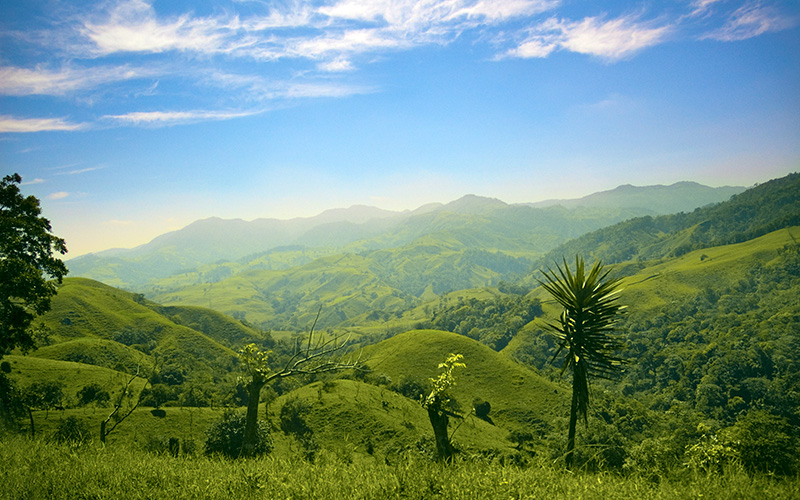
[318,57,356,72]
[81,0,232,55]
[0,115,86,133]
[102,109,264,126]
[703,4,796,41]
[688,0,725,18]
[0,64,155,96]
[78,0,560,63]
[55,166,105,175]
[47,191,70,200]
[21,178,45,185]
[504,14,672,61]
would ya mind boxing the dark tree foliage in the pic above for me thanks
[1,173,68,356]
[22,381,65,412]
[76,383,110,407]
[429,294,543,350]
[0,372,25,430]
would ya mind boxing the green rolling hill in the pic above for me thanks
[360,330,568,434]
[8,277,274,410]
[266,378,514,461]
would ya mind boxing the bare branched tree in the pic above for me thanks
[238,308,361,456]
[100,366,149,444]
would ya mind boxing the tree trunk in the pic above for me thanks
[427,404,454,462]
[565,383,579,469]
[100,420,106,444]
[27,407,35,438]
[241,379,265,457]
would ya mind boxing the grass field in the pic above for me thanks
[2,435,799,500]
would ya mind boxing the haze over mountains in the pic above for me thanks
[68,181,745,290]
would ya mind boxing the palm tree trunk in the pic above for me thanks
[566,383,579,469]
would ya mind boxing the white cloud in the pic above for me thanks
[56,166,105,175]
[102,109,263,126]
[0,64,154,96]
[47,191,70,200]
[560,15,671,59]
[6,0,790,134]
[21,178,45,185]
[504,14,672,61]
[450,0,559,22]
[77,0,561,63]
[0,115,85,133]
[703,4,796,41]
[81,0,228,55]
[318,57,356,72]
[688,0,725,18]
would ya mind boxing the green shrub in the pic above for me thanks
[204,410,271,458]
[52,416,91,445]
[683,431,739,473]
[390,377,426,401]
[730,410,798,475]
[76,383,110,407]
[279,398,313,437]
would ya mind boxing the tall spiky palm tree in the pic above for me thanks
[539,256,626,469]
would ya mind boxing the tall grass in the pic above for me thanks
[2,435,798,500]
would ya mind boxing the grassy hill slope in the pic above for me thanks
[359,330,568,435]
[266,378,514,461]
[11,277,276,409]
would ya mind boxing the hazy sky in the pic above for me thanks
[1,0,798,257]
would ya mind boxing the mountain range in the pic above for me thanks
[68,181,745,290]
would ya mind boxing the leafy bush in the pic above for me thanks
[76,383,110,407]
[279,398,313,437]
[279,398,319,461]
[52,416,91,445]
[204,410,271,458]
[730,410,798,475]
[683,431,739,473]
[390,377,427,401]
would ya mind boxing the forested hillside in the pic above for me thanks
[534,173,799,267]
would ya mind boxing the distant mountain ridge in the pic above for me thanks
[535,173,799,268]
[530,181,745,213]
[67,181,745,289]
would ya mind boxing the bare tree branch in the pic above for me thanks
[100,365,149,444]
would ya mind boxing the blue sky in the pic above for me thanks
[1,0,798,256]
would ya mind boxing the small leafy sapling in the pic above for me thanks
[421,353,465,462]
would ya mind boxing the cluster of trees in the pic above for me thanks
[425,294,542,350]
